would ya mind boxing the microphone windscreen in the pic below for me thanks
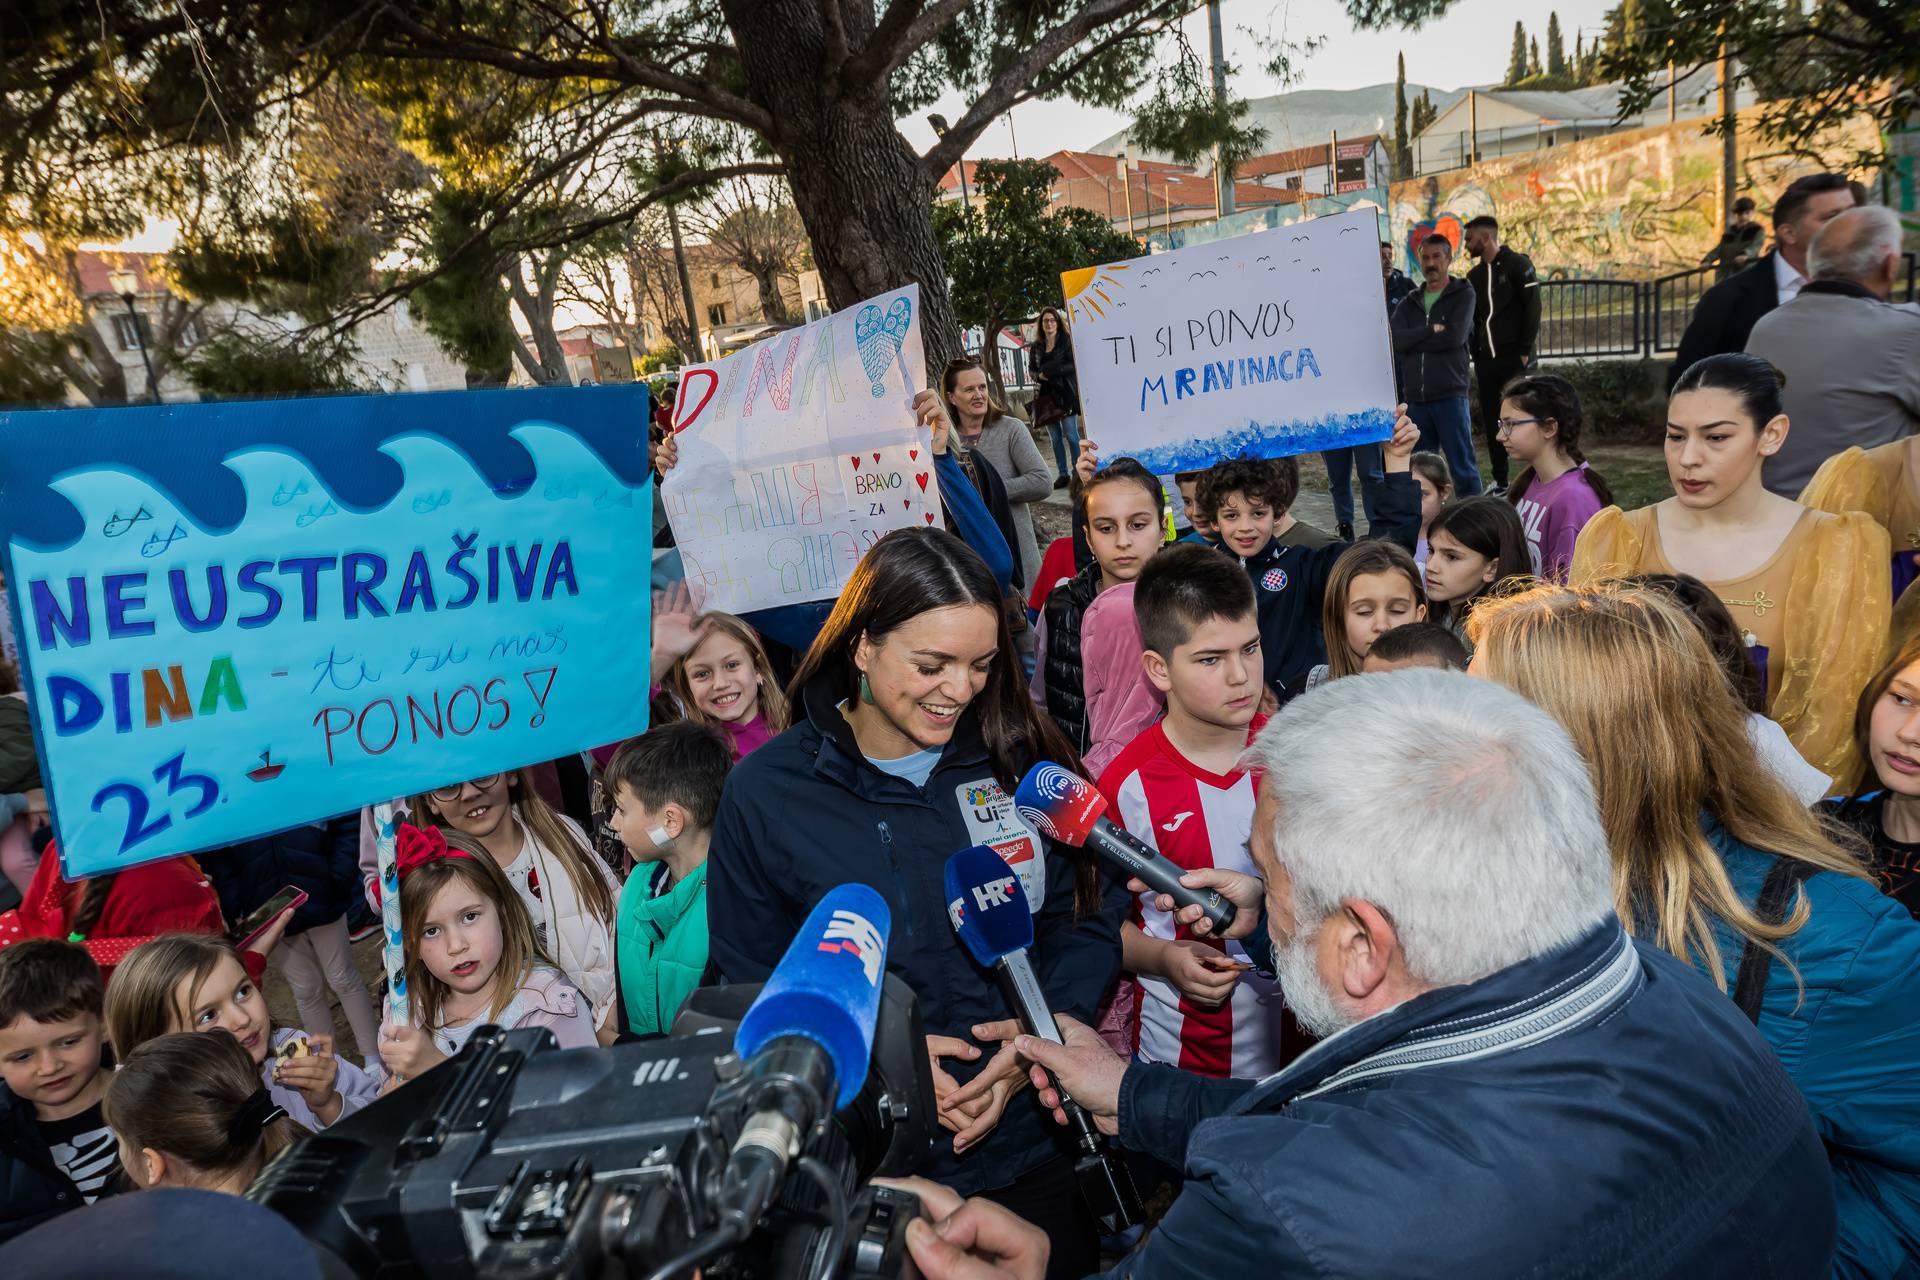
[944,843,1034,966]
[734,883,891,1109]
[1013,761,1107,847]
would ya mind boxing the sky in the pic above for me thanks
[114,0,1617,254]
[895,0,1619,160]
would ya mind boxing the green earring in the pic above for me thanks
[859,672,876,705]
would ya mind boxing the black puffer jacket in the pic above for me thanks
[200,815,361,936]
[1041,562,1103,751]
[0,1086,90,1244]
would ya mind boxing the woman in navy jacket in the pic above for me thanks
[708,526,1125,1280]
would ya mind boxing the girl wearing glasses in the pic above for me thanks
[1494,373,1612,581]
[404,769,619,1043]
[1574,353,1890,784]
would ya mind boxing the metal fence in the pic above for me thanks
[1534,253,1919,360]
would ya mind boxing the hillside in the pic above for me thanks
[1087,81,1474,162]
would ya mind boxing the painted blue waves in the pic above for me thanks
[1109,408,1396,474]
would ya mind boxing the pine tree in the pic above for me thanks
[1393,52,1411,179]
[1546,13,1567,76]
[1529,36,1542,78]
[1505,21,1528,87]
[1411,89,1438,138]
[1574,31,1585,83]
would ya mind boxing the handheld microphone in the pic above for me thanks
[1014,762,1237,934]
[944,845,1142,1234]
[717,884,891,1235]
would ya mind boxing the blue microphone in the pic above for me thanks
[735,883,891,1110]
[716,884,891,1233]
[944,846,1143,1232]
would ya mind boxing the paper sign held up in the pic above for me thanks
[1063,206,1397,473]
[664,284,938,617]
[0,386,655,879]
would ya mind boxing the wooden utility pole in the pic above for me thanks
[1468,90,1479,166]
[1117,155,1136,234]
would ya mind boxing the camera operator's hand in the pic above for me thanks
[926,1034,984,1134]
[1015,1014,1125,1137]
[1132,867,1265,940]
[941,1020,1031,1154]
[872,1178,1049,1280]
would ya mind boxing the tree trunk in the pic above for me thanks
[59,317,130,405]
[749,265,791,324]
[508,261,572,384]
[721,0,961,381]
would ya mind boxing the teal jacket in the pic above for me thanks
[1707,822,1920,1278]
[617,861,709,1037]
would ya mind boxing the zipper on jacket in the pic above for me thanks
[876,820,915,939]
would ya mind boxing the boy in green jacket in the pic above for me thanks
[606,722,732,1037]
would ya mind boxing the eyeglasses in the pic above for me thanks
[429,774,502,803]
[1495,417,1543,431]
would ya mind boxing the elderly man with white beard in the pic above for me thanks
[885,669,1836,1280]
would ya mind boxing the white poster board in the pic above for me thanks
[1063,207,1396,473]
[664,284,939,614]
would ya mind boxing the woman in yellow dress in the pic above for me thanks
[1572,353,1889,784]
[1799,435,1920,638]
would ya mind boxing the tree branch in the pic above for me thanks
[918,0,1182,185]
[842,0,968,88]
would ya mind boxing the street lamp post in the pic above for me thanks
[107,265,159,403]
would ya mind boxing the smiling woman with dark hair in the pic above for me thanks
[706,525,1123,1280]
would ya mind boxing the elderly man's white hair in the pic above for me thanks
[1244,668,1614,988]
[1809,205,1902,286]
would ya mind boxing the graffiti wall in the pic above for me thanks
[1142,106,1877,280]
[1384,105,1878,278]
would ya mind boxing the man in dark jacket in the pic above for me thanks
[1390,234,1483,496]
[901,671,1838,1280]
[1464,215,1540,492]
[1669,171,1862,390]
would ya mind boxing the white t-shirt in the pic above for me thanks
[499,831,550,953]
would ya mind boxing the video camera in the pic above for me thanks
[250,888,934,1280]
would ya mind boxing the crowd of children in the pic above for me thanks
[3,335,1920,1273]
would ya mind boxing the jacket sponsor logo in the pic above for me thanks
[817,909,885,984]
[1161,811,1195,833]
[958,777,1046,910]
[1262,567,1288,592]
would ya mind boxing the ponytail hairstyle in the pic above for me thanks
[106,932,252,1057]
[410,769,615,929]
[1320,541,1427,679]
[1500,373,1614,508]
[65,874,120,942]
[1671,351,1787,429]
[664,612,791,737]
[104,1029,304,1190]
[1075,456,1165,525]
[400,830,546,1031]
[1425,496,1532,627]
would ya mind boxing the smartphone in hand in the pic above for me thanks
[231,885,309,950]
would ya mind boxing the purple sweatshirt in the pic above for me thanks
[1514,464,1605,583]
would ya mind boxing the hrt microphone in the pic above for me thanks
[717,884,890,1234]
[1014,761,1237,934]
[944,845,1142,1234]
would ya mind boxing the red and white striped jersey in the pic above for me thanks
[1098,722,1282,1079]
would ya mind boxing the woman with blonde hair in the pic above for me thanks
[661,611,790,761]
[1471,580,1920,1275]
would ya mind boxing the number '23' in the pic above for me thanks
[91,753,219,855]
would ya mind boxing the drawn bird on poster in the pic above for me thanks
[855,297,914,398]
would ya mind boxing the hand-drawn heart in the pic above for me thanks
[909,448,919,460]
[915,472,930,491]
[924,512,936,525]
[854,297,914,398]
[903,499,912,510]
[673,367,719,433]
[851,455,862,470]
[872,452,881,463]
